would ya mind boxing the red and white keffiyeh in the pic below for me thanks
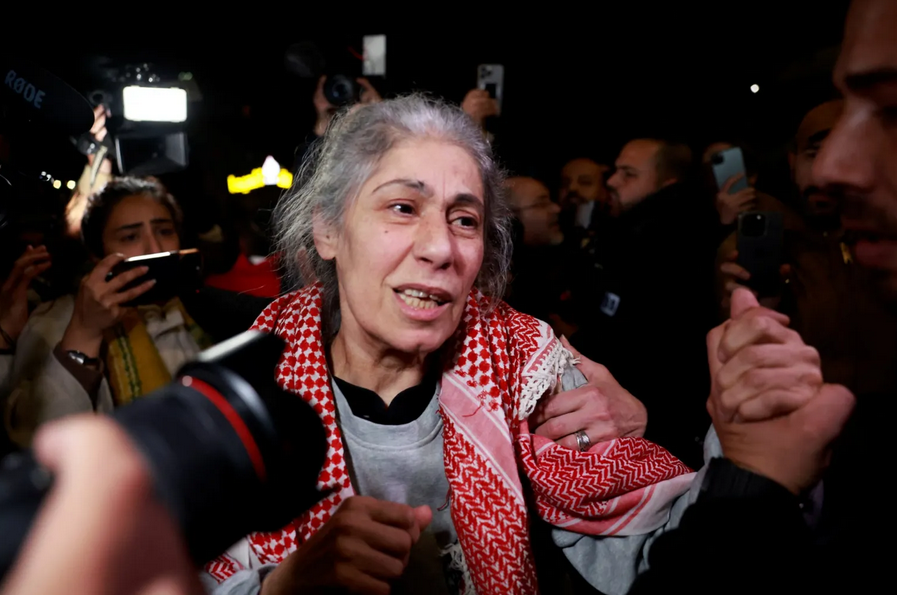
[205,284,694,594]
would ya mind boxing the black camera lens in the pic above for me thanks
[0,331,326,578]
[711,153,724,165]
[741,213,767,237]
[333,80,350,101]
[323,74,358,107]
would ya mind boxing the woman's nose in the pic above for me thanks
[413,213,454,269]
[145,233,162,255]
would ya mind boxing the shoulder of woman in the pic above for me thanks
[494,300,554,341]
[251,288,313,332]
[27,295,76,330]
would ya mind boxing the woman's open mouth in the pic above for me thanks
[396,288,448,310]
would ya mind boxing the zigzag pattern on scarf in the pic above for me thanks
[205,554,241,583]
[442,414,538,595]
[517,433,691,531]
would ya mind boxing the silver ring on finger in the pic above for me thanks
[575,430,591,453]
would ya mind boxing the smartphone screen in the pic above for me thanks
[477,64,504,113]
[362,35,386,76]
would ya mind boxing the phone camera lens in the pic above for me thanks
[741,213,767,237]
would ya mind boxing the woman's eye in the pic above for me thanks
[119,234,137,243]
[390,203,415,215]
[158,228,176,237]
[452,215,479,229]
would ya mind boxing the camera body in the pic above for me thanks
[284,40,382,109]
[84,63,192,177]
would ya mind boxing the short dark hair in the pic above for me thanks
[651,140,693,184]
[81,176,183,257]
[563,156,610,168]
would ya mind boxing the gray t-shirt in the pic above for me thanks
[332,379,460,595]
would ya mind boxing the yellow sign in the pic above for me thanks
[227,166,293,194]
[841,242,853,265]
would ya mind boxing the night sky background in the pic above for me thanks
[4,1,851,225]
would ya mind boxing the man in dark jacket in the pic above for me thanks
[571,138,717,469]
[630,1,897,591]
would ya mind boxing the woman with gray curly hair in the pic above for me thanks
[202,95,695,595]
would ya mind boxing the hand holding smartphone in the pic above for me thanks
[105,249,203,307]
[476,64,504,114]
[710,147,749,193]
[736,212,785,297]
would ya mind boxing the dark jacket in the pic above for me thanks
[570,182,718,469]
[629,392,894,594]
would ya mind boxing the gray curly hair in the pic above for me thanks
[273,94,512,322]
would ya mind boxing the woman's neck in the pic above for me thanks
[329,331,429,406]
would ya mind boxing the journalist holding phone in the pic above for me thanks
[3,177,213,447]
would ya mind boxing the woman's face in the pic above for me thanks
[102,194,180,258]
[317,139,485,357]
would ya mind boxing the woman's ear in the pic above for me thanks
[313,213,338,261]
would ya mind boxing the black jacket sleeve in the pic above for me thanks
[628,458,812,595]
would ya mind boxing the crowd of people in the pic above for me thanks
[0,0,895,592]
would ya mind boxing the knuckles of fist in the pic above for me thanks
[711,306,825,421]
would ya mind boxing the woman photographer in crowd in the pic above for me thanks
[4,178,230,447]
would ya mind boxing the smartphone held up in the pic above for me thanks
[476,64,504,114]
[105,249,203,307]
[736,211,785,298]
[711,147,749,193]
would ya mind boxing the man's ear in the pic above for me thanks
[660,176,678,189]
[313,213,338,261]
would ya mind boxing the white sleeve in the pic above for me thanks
[5,354,114,447]
[4,297,113,448]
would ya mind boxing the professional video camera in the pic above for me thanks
[0,330,327,580]
[285,36,386,108]
[78,60,199,177]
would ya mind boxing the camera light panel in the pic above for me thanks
[123,86,188,123]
